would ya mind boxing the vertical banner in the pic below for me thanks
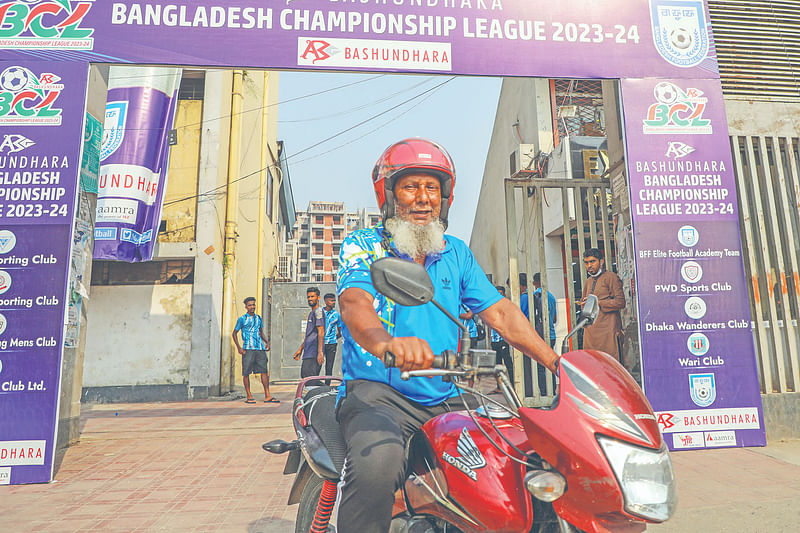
[93,66,181,262]
[0,60,88,484]
[620,77,766,450]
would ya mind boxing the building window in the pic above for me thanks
[300,264,308,274]
[91,260,195,286]
[314,260,323,270]
[332,244,340,257]
[300,238,307,244]
[265,168,274,221]
[315,215,324,224]
[313,244,323,255]
[332,259,339,270]
[314,229,324,240]
[300,250,308,260]
[333,229,341,240]
[333,215,341,224]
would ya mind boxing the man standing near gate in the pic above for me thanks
[232,297,276,403]
[294,287,326,380]
[322,293,342,384]
[579,248,626,363]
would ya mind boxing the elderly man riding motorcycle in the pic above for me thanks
[334,138,560,532]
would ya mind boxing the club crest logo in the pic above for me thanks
[100,101,128,161]
[689,373,716,407]
[680,260,702,283]
[0,270,11,295]
[0,312,6,336]
[441,427,486,481]
[0,230,16,254]
[677,225,699,247]
[643,81,711,135]
[650,0,709,68]
[687,332,709,356]
[684,296,706,320]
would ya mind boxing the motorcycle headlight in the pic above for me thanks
[597,435,677,522]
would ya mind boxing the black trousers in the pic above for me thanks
[301,357,321,378]
[523,338,556,396]
[492,340,513,384]
[336,380,475,533]
[323,343,337,385]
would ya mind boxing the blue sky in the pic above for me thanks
[277,72,502,242]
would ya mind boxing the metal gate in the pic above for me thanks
[265,280,341,382]
[504,167,631,405]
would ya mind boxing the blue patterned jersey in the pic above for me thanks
[324,308,340,344]
[336,223,502,406]
[234,313,265,350]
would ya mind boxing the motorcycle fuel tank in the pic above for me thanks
[404,410,533,532]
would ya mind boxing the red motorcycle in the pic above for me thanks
[264,257,676,532]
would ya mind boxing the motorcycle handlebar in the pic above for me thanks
[382,350,452,370]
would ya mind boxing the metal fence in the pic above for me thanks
[731,136,800,394]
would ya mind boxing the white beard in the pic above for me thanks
[385,217,445,259]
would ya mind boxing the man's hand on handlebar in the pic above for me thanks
[379,337,435,372]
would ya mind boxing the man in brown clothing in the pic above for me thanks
[579,248,625,361]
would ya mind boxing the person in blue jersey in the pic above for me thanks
[335,138,559,532]
[322,293,342,385]
[231,297,276,403]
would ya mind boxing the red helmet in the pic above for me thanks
[372,138,456,227]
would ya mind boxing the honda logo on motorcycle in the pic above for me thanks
[441,428,485,481]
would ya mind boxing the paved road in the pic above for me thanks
[3,385,799,532]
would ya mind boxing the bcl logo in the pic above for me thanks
[643,81,712,135]
[0,65,63,125]
[0,0,95,50]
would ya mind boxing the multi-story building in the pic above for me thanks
[288,204,381,282]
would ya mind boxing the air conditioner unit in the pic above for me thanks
[510,144,537,176]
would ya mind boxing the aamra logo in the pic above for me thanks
[643,81,712,135]
[687,332,709,356]
[650,0,709,68]
[100,101,128,161]
[300,39,333,64]
[0,133,34,154]
[689,372,716,407]
[0,0,95,50]
[0,65,64,125]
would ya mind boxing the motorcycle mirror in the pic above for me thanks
[370,257,435,307]
[581,294,600,325]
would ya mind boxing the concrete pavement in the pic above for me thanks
[3,385,800,532]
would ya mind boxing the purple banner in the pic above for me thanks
[0,60,88,484]
[620,77,766,451]
[93,67,180,262]
[0,0,717,80]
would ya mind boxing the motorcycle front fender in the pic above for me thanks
[288,456,315,506]
[283,446,302,475]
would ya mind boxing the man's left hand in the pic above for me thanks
[317,353,324,366]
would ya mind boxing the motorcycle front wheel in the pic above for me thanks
[295,474,336,533]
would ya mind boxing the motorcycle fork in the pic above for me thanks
[311,479,338,533]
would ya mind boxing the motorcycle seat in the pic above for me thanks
[303,386,347,475]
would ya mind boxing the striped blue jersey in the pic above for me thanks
[324,309,340,344]
[234,313,265,350]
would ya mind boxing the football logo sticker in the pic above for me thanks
[650,0,710,68]
[0,312,6,336]
[689,373,716,407]
[0,270,11,295]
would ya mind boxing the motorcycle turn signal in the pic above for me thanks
[524,470,566,502]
